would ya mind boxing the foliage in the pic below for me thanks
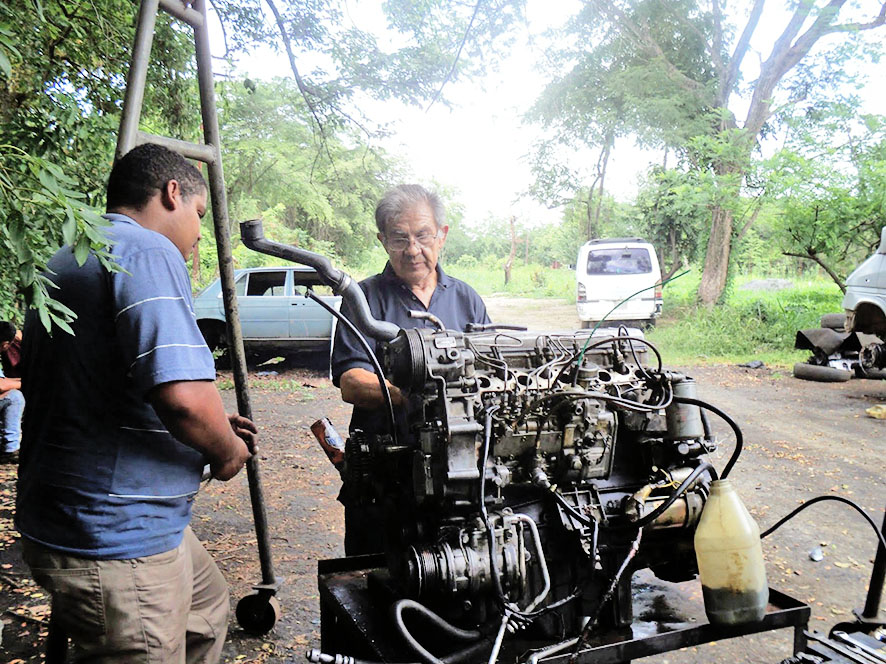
[0,0,526,321]
[0,147,121,329]
[207,77,399,288]
[445,261,574,300]
[213,0,524,137]
[762,108,886,289]
[525,0,886,304]
[647,270,844,366]
[635,167,707,275]
[0,0,198,326]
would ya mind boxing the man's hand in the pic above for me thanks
[340,368,406,409]
[228,412,258,454]
[149,381,258,482]
[209,413,258,480]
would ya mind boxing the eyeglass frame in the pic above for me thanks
[382,228,444,252]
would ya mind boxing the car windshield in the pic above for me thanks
[587,248,652,275]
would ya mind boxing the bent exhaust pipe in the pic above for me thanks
[239,219,399,342]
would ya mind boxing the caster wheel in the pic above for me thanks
[236,593,281,635]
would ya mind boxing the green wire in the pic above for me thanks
[575,269,690,367]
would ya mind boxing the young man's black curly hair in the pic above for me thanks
[106,143,206,212]
[0,321,15,344]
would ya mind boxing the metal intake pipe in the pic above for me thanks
[240,219,400,342]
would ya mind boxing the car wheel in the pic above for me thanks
[792,362,852,382]
[198,320,227,352]
[820,313,846,330]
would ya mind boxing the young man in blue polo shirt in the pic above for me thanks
[330,184,490,555]
[16,144,257,662]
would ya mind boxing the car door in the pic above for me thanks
[289,270,338,339]
[237,269,291,340]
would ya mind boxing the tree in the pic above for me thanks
[217,77,400,269]
[0,0,199,326]
[1,0,523,322]
[528,0,886,304]
[636,167,708,279]
[765,105,886,290]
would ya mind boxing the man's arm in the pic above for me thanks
[0,376,20,395]
[148,380,257,481]
[340,368,405,409]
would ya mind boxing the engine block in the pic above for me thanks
[343,327,716,636]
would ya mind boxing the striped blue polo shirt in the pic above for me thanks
[16,214,216,559]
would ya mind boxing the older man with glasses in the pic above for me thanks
[330,183,490,555]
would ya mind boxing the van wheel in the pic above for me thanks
[645,318,657,329]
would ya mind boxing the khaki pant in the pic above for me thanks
[22,527,229,664]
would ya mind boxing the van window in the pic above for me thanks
[587,248,652,275]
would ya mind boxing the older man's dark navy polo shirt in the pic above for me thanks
[331,262,490,439]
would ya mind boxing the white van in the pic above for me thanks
[575,238,663,328]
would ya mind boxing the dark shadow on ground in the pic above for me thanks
[216,348,331,374]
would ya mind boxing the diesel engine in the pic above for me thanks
[342,325,717,640]
[238,221,727,659]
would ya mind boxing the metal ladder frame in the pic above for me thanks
[115,0,279,634]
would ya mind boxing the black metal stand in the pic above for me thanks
[317,557,811,664]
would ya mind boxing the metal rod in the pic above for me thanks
[192,0,276,587]
[115,0,160,159]
[158,0,204,27]
[862,507,886,619]
[135,131,217,163]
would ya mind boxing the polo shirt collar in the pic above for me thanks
[381,262,452,290]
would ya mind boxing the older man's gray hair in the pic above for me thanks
[375,184,445,234]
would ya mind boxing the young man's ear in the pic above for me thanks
[160,180,182,211]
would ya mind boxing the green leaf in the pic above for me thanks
[37,168,59,195]
[37,305,51,333]
[62,207,77,246]
[73,235,91,265]
[0,49,10,79]
[49,313,75,336]
[46,298,76,319]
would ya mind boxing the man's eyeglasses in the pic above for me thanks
[384,229,442,252]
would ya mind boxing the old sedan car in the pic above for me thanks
[194,266,341,352]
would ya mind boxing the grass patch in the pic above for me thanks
[445,262,576,300]
[647,270,843,367]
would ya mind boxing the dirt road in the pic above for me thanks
[1,301,884,663]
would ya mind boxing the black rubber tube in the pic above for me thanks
[671,396,743,479]
[760,495,886,552]
[306,291,397,446]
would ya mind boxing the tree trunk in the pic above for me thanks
[698,204,734,306]
[504,216,517,285]
[592,136,612,234]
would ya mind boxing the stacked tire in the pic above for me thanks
[792,314,852,382]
